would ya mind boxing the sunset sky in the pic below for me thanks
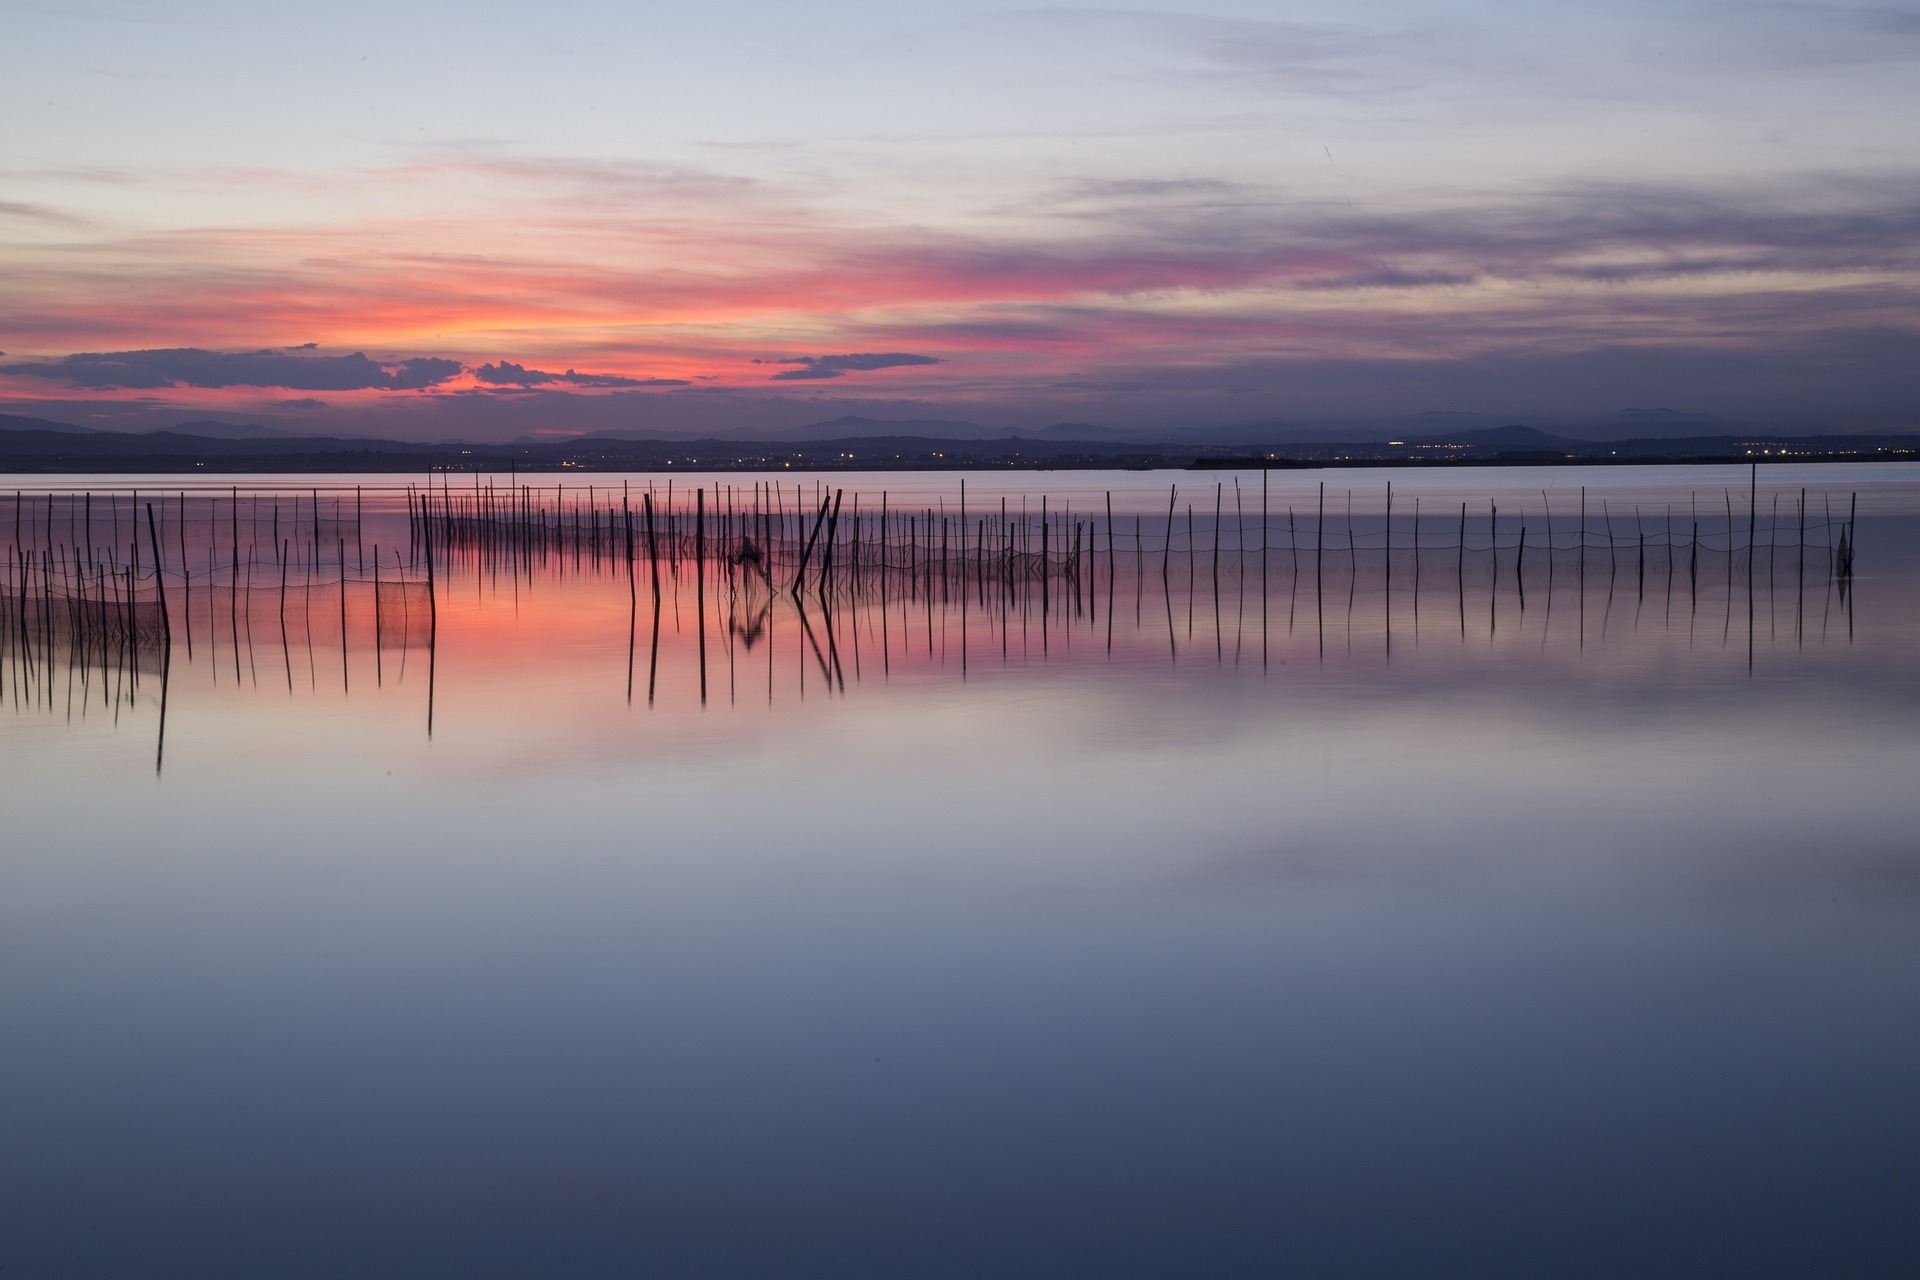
[3,0,1916,440]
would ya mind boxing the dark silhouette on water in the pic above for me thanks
[0,478,1865,766]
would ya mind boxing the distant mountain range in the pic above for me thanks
[0,413,335,440]
[0,413,99,435]
[564,415,1141,443]
[1417,424,1578,449]
[155,419,320,440]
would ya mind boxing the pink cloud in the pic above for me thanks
[2,157,1915,426]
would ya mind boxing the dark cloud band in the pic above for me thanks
[0,348,459,391]
[473,360,688,388]
[768,352,942,381]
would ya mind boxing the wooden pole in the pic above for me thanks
[1105,490,1116,591]
[1163,484,1177,579]
[338,537,348,693]
[794,493,831,590]
[1212,482,1222,583]
[696,486,706,705]
[372,545,383,685]
[1316,482,1325,601]
[178,492,192,659]
[644,492,661,596]
[144,504,171,645]
[818,488,845,589]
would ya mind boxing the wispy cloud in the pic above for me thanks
[0,199,88,228]
[0,152,1915,433]
[0,348,461,391]
[762,352,942,381]
[473,360,688,388]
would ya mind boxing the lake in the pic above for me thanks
[2,464,1915,1277]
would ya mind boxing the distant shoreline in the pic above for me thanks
[2,415,1916,474]
[1,447,1914,476]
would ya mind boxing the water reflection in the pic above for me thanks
[0,471,1874,759]
[2,468,1915,1277]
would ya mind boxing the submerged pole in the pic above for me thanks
[697,486,707,705]
[144,504,171,646]
[1163,484,1177,579]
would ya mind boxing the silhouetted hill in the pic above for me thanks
[162,419,314,440]
[0,418,1915,472]
[0,412,99,435]
[1032,421,1132,440]
[1415,424,1587,449]
[779,415,996,440]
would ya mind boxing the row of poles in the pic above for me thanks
[405,470,1861,603]
[0,468,1866,754]
[405,466,1861,706]
[0,467,1861,625]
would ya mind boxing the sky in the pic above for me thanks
[2,0,1917,441]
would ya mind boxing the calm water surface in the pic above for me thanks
[2,465,1916,1277]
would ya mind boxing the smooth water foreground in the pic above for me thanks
[2,465,1916,1277]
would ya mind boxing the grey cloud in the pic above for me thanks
[1028,172,1920,290]
[1351,179,1920,285]
[1188,16,1409,86]
[766,353,942,381]
[388,358,461,389]
[1011,10,1393,83]
[1005,8,1437,101]
[399,149,759,215]
[473,360,688,388]
[0,200,88,228]
[1712,2,1920,69]
[473,360,561,386]
[0,348,461,391]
